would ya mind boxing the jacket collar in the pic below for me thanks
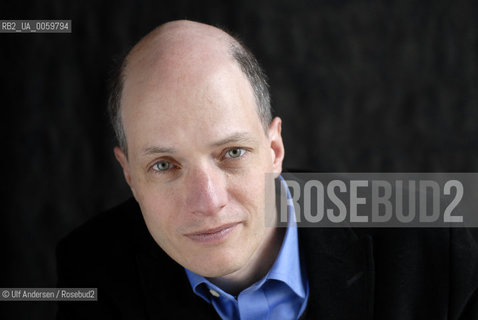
[298,227,375,319]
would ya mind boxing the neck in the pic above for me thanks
[208,226,285,296]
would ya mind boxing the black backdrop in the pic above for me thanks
[1,0,478,318]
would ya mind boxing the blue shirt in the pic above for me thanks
[185,176,309,319]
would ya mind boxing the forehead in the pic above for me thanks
[120,52,264,155]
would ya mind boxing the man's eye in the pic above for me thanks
[225,148,246,159]
[152,160,172,172]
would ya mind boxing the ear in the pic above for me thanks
[114,146,137,197]
[268,117,285,177]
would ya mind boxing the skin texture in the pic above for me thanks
[114,20,285,294]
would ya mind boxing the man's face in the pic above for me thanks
[115,53,284,278]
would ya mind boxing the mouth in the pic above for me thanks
[185,222,239,244]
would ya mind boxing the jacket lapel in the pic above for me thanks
[299,228,375,319]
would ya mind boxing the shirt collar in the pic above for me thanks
[185,174,306,299]
[266,174,306,298]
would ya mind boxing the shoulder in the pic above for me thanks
[365,228,478,318]
[56,198,155,285]
[299,227,478,319]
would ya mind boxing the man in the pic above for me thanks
[57,20,478,319]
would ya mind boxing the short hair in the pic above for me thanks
[107,30,272,154]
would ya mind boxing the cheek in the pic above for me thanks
[236,165,278,231]
[135,184,183,237]
[229,171,268,220]
[136,188,194,265]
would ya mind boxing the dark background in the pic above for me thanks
[1,0,477,318]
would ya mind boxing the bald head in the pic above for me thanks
[126,21,232,75]
[108,20,271,153]
[124,21,234,90]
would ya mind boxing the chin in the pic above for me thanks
[185,252,246,278]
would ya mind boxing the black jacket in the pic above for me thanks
[57,198,478,319]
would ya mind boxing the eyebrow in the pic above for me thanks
[209,132,255,148]
[143,146,176,156]
[142,132,255,156]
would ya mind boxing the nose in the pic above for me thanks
[184,164,228,216]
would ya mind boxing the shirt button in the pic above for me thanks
[209,289,220,298]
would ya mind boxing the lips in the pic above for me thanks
[185,222,239,243]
